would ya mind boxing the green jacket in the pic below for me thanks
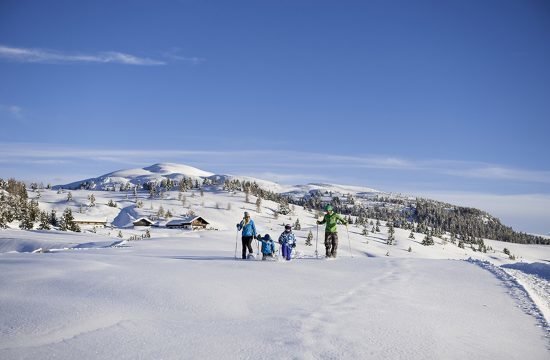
[318,212,347,233]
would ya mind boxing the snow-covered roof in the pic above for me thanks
[72,215,108,223]
[132,217,154,225]
[166,216,209,226]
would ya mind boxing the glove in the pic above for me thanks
[316,221,321,225]
[292,243,296,248]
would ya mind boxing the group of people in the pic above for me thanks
[236,211,296,261]
[236,204,348,261]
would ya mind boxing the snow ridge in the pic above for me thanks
[467,258,550,342]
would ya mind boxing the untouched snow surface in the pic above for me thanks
[1,232,549,359]
[1,186,549,359]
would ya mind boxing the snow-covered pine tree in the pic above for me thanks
[49,210,58,227]
[422,232,434,246]
[19,208,34,230]
[306,230,313,246]
[67,192,73,202]
[88,194,96,206]
[157,206,165,218]
[409,231,415,239]
[0,207,7,229]
[256,197,262,213]
[387,223,395,245]
[38,211,51,230]
[294,218,301,230]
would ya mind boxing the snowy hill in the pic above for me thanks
[1,170,550,359]
[54,162,215,191]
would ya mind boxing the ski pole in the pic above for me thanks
[346,225,353,258]
[315,224,319,259]
[234,230,239,259]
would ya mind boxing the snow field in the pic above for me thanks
[1,185,549,359]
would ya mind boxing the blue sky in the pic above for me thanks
[0,0,549,234]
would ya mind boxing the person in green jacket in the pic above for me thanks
[317,204,348,258]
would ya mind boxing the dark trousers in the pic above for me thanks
[242,236,254,259]
[325,232,339,257]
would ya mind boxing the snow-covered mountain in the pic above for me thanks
[49,162,546,246]
[54,162,284,192]
[54,163,215,190]
[55,162,387,199]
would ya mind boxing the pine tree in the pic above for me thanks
[67,192,73,202]
[145,229,151,238]
[19,208,34,230]
[256,197,262,213]
[49,210,58,227]
[0,207,7,229]
[306,230,313,246]
[38,211,51,230]
[118,230,123,238]
[409,231,415,239]
[157,206,165,218]
[458,240,465,249]
[89,194,96,206]
[60,208,80,232]
[422,233,434,246]
[362,226,369,236]
[387,223,395,245]
[294,218,301,230]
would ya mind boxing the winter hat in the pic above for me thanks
[325,204,333,212]
[244,211,250,217]
[285,224,292,232]
[263,234,271,241]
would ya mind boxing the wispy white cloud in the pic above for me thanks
[0,45,166,66]
[162,47,206,65]
[0,143,548,185]
[0,104,23,119]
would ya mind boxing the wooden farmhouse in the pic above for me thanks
[133,218,154,227]
[72,216,108,227]
[166,216,209,230]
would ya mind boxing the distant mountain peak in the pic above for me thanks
[142,163,214,177]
